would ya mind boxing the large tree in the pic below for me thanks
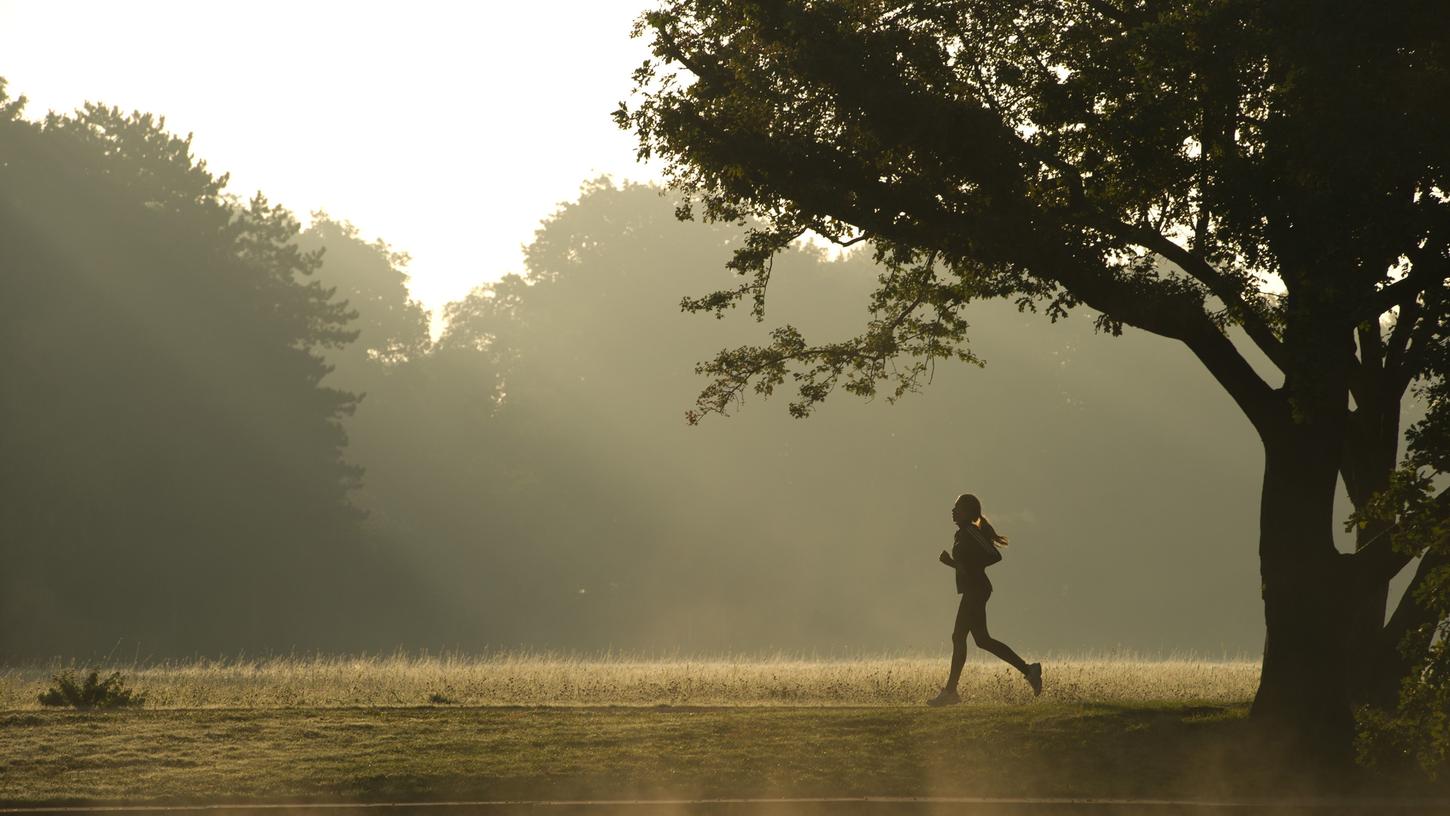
[617,0,1450,756]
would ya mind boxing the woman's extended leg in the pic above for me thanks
[945,594,972,691]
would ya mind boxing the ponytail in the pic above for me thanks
[979,515,1009,547]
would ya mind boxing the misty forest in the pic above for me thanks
[4,0,1450,805]
[2,82,1274,660]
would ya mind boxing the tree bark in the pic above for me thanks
[1341,393,1403,706]
[1251,430,1356,763]
[1347,574,1393,705]
[1346,499,1394,708]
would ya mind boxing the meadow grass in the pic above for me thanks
[2,703,1258,805]
[5,656,1448,807]
[0,653,1260,709]
[5,702,1448,806]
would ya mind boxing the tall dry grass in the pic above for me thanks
[0,653,1259,710]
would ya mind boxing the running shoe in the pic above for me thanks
[926,687,961,707]
[1026,663,1043,696]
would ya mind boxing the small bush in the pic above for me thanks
[38,670,146,709]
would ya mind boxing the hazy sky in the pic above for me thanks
[0,0,659,312]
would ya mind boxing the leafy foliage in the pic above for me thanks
[1355,344,1450,776]
[1356,547,1450,776]
[0,78,410,656]
[617,1,1449,424]
[685,251,984,422]
[38,670,146,709]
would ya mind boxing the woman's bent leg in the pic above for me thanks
[965,595,1029,674]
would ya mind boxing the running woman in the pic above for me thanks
[927,493,1042,706]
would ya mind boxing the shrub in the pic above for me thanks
[38,670,146,709]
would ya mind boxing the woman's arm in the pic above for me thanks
[939,550,956,567]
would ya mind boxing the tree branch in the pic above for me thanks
[1347,321,1384,415]
[1378,539,1448,662]
[1081,0,1144,27]
[1353,485,1450,585]
[1003,133,1288,373]
[805,221,870,248]
[1383,296,1422,379]
[1395,283,1445,393]
[1356,243,1447,328]
[1079,215,1287,373]
[1019,225,1285,436]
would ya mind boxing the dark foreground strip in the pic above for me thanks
[3,798,1449,816]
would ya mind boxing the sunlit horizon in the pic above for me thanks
[0,0,661,316]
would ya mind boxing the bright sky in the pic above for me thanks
[0,1,660,313]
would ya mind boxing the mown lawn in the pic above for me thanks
[3,702,1444,806]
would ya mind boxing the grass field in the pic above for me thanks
[0,653,1260,709]
[2,703,1261,805]
[1,656,1444,807]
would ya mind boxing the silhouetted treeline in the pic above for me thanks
[1,88,1378,658]
[0,85,422,657]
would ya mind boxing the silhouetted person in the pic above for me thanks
[927,493,1042,705]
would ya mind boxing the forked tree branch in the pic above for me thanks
[995,121,1287,374]
[1353,485,1450,585]
[1358,242,1447,328]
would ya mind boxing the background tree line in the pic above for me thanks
[0,80,1401,668]
[0,81,418,656]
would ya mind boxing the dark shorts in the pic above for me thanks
[952,586,992,640]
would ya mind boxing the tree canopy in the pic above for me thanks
[617,1,1448,427]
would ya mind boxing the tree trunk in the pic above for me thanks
[1346,519,1393,706]
[1341,397,1402,707]
[1251,432,1356,764]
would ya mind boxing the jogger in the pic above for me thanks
[928,492,1042,706]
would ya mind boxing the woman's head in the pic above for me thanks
[952,492,1008,545]
[952,493,982,525]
